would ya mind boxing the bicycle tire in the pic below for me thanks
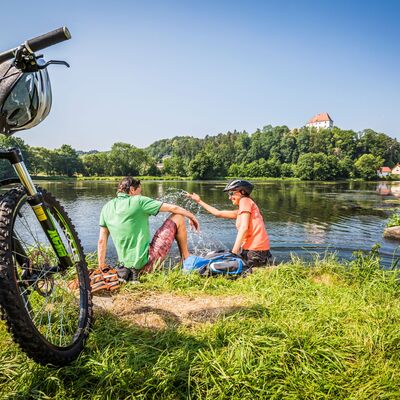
[0,186,93,366]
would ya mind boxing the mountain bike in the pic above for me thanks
[0,27,92,366]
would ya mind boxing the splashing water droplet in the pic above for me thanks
[158,188,228,259]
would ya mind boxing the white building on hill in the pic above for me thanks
[306,112,333,129]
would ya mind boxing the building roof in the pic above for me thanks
[380,167,391,172]
[307,112,333,124]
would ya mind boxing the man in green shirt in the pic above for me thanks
[98,176,199,282]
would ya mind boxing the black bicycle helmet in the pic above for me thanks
[223,179,254,195]
[0,59,52,135]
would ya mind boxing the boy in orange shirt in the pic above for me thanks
[187,180,273,268]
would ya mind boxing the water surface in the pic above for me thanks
[35,180,400,267]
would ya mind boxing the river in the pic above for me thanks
[34,180,400,267]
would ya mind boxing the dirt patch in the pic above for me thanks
[312,273,336,286]
[93,292,248,330]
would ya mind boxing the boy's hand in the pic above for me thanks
[187,192,201,204]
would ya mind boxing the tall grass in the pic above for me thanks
[1,251,400,399]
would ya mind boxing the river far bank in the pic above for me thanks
[30,174,400,183]
[32,175,301,182]
[1,251,400,399]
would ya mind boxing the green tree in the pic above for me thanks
[162,156,185,176]
[296,153,339,181]
[309,128,334,155]
[54,145,83,177]
[332,128,357,159]
[295,128,311,157]
[0,136,31,179]
[280,134,297,163]
[227,163,242,176]
[81,152,110,176]
[281,163,295,177]
[354,154,384,180]
[29,147,58,175]
[188,151,217,180]
[108,142,143,176]
[338,156,354,179]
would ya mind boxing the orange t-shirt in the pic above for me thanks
[236,197,270,251]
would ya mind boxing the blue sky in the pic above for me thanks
[1,0,399,150]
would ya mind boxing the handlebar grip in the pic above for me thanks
[0,27,71,64]
[0,49,15,64]
[26,27,71,52]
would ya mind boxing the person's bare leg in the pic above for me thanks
[169,214,190,259]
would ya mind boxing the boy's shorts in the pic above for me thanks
[240,249,273,268]
[141,218,177,273]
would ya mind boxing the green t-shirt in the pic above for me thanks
[99,193,162,269]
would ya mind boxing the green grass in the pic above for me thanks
[76,175,192,181]
[387,213,400,228]
[31,175,77,181]
[2,251,400,399]
[75,176,299,182]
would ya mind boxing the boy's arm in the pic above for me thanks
[187,193,238,219]
[232,212,250,254]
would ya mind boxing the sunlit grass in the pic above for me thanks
[1,250,400,399]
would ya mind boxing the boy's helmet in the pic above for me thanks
[223,180,254,195]
[0,59,52,135]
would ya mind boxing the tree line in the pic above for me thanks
[147,126,399,180]
[0,125,398,181]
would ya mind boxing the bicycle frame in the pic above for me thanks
[0,146,73,270]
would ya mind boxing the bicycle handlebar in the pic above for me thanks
[0,27,71,64]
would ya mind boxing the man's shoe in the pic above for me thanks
[115,266,131,283]
[129,268,140,284]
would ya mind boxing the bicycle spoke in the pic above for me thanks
[10,198,83,347]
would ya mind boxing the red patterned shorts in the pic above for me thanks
[141,218,177,273]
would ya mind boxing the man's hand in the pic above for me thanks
[188,214,200,232]
[187,192,201,204]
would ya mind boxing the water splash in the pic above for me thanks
[158,188,228,257]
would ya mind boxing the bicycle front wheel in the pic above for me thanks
[0,186,92,366]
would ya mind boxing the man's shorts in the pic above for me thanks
[240,249,273,268]
[141,218,177,273]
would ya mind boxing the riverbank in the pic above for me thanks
[1,251,400,399]
[75,176,302,182]
[32,175,302,182]
[31,175,192,181]
[30,174,396,183]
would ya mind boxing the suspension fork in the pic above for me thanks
[0,147,73,270]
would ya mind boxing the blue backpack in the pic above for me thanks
[182,251,249,277]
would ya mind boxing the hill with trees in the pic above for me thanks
[146,125,399,180]
[0,125,398,180]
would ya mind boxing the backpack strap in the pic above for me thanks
[207,252,246,265]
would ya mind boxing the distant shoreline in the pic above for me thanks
[30,175,396,183]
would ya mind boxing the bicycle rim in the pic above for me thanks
[11,192,88,349]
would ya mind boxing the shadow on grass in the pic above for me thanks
[10,303,269,399]
[114,304,249,328]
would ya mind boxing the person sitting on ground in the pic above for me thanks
[187,180,273,268]
[98,176,200,283]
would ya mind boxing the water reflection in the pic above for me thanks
[376,182,400,198]
[30,180,400,268]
